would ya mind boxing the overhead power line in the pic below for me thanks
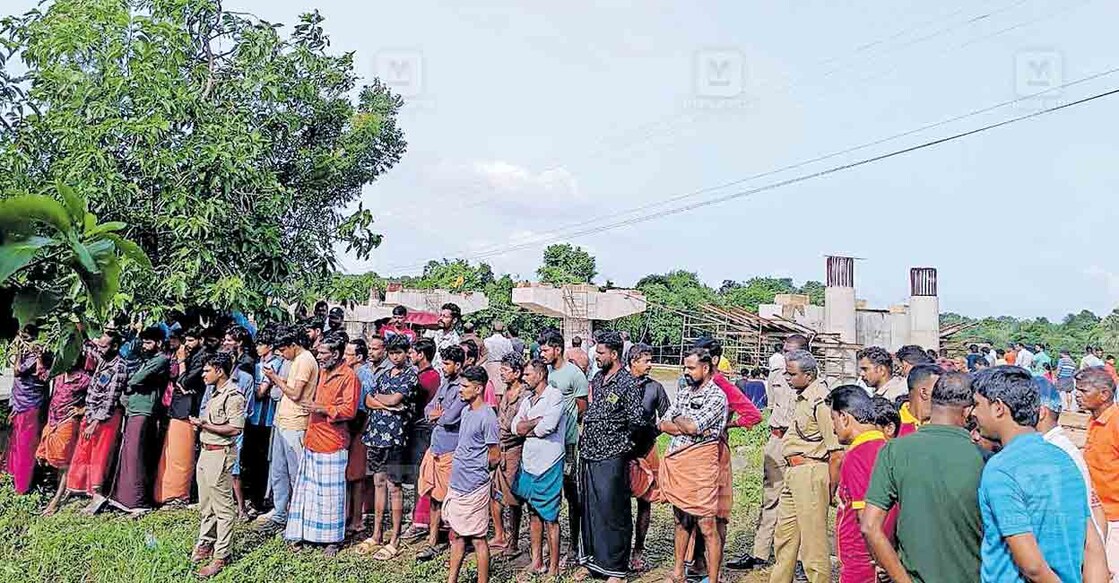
[386,83,1119,273]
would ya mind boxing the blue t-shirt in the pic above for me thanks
[449,404,499,494]
[978,432,1088,583]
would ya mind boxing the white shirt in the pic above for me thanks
[425,328,461,368]
[1016,348,1034,370]
[985,352,997,366]
[1043,426,1103,536]
[1082,354,1105,369]
[483,333,513,364]
[512,384,566,475]
[768,352,786,373]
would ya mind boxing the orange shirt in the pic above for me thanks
[1084,405,1119,520]
[303,364,359,453]
[1005,349,1017,365]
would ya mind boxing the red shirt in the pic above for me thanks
[379,324,417,343]
[304,365,359,453]
[714,372,762,428]
[837,430,896,583]
[897,402,920,437]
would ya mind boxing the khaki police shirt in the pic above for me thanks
[199,379,247,447]
[782,379,842,460]
[766,368,795,429]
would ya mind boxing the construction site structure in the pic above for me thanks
[511,283,646,347]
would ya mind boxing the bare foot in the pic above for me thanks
[42,502,59,516]
[572,567,591,582]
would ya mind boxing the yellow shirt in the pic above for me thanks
[199,379,247,446]
[273,348,320,431]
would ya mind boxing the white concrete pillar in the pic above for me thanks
[824,256,857,343]
[889,305,911,353]
[908,268,940,351]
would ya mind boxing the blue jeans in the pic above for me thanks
[268,428,304,526]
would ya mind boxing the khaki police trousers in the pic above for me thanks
[753,434,787,558]
[769,462,830,583]
[197,446,237,560]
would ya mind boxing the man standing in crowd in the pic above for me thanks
[857,346,906,401]
[304,318,325,352]
[6,326,49,496]
[417,345,469,562]
[483,320,514,397]
[37,356,91,515]
[489,354,527,557]
[342,337,374,539]
[326,307,346,338]
[401,338,441,543]
[567,335,590,374]
[862,372,984,583]
[284,335,358,555]
[109,326,170,513]
[972,366,1106,582]
[1033,343,1052,376]
[260,327,320,535]
[512,358,566,578]
[895,344,934,379]
[189,352,247,578]
[1015,341,1035,371]
[965,344,984,372]
[154,327,200,507]
[769,342,785,373]
[575,331,645,583]
[1082,345,1104,369]
[659,347,728,583]
[769,350,841,583]
[826,385,895,583]
[626,343,669,573]
[380,305,417,343]
[69,332,128,510]
[1076,366,1119,579]
[729,333,806,571]
[509,326,525,359]
[444,366,501,583]
[1036,376,1108,537]
[537,329,589,565]
[357,334,415,560]
[898,363,941,437]
[426,303,462,368]
[249,327,285,515]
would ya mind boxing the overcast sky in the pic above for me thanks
[9,0,1119,320]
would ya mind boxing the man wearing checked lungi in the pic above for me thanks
[443,365,500,583]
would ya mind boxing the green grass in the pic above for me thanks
[0,422,772,583]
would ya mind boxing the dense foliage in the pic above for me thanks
[944,308,1119,355]
[0,0,406,318]
[536,243,596,286]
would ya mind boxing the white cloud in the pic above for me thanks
[1085,265,1119,306]
[427,159,588,216]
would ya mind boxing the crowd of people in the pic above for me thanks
[5,300,1119,583]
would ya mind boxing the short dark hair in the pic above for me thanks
[785,334,809,351]
[571,335,582,347]
[628,342,653,364]
[202,326,223,341]
[694,336,723,358]
[392,305,407,317]
[896,345,933,366]
[973,365,1039,427]
[321,334,346,359]
[305,317,325,332]
[185,326,205,341]
[826,385,877,424]
[969,344,978,352]
[203,351,234,376]
[907,363,942,392]
[856,346,892,369]
[598,331,624,356]
[441,302,462,321]
[872,396,901,437]
[931,371,974,408]
[461,365,488,386]
[528,357,549,380]
[413,338,436,363]
[385,334,410,353]
[683,347,714,369]
[539,330,564,350]
[440,344,466,366]
[367,334,385,346]
[140,326,165,342]
[501,352,525,373]
[274,325,303,348]
[460,339,479,362]
[324,329,349,345]
[347,338,368,360]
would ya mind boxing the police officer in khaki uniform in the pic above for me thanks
[769,349,842,583]
[189,352,246,578]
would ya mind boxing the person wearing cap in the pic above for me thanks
[769,350,841,583]
[326,306,346,337]
[1035,376,1107,537]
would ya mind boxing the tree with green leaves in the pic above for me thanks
[0,185,149,372]
[536,243,597,285]
[0,0,405,318]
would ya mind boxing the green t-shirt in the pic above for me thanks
[548,362,589,446]
[865,424,985,583]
